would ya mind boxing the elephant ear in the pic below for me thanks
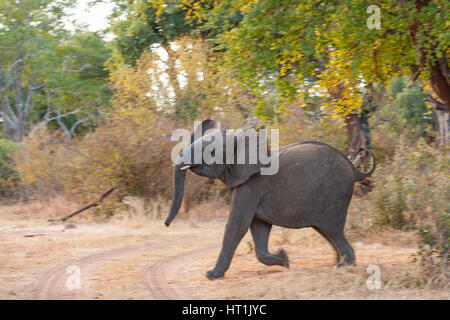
[190,119,228,144]
[223,163,261,188]
[222,130,267,188]
[190,119,228,184]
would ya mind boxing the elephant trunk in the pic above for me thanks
[165,162,187,227]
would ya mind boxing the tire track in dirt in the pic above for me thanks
[143,244,216,300]
[32,241,180,300]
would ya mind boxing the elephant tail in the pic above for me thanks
[351,147,376,181]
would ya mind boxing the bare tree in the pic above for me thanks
[1,51,102,142]
[0,53,44,141]
[28,104,90,141]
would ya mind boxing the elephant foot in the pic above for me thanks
[256,249,289,268]
[336,254,355,268]
[205,269,224,280]
[277,249,290,268]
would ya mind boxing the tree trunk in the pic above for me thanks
[345,82,378,197]
[407,0,450,110]
[2,114,15,141]
[345,113,371,155]
[430,58,450,109]
[425,95,449,146]
[166,47,183,121]
[435,109,449,146]
[344,83,378,156]
[345,113,373,196]
[15,117,25,142]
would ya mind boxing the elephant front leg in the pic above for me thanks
[206,189,257,280]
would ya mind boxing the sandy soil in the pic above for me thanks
[0,204,448,300]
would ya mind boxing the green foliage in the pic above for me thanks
[388,77,406,98]
[178,0,449,120]
[394,88,433,134]
[51,31,111,97]
[0,138,19,197]
[37,31,112,135]
[0,0,111,141]
[107,0,195,69]
[373,78,434,141]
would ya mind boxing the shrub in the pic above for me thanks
[68,107,176,202]
[15,108,177,204]
[14,130,69,197]
[372,138,449,286]
[14,106,220,216]
[372,78,434,145]
[0,138,19,198]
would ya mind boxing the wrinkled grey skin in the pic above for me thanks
[166,120,376,280]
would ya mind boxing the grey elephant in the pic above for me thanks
[165,120,376,280]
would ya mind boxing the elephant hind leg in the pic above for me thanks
[250,218,289,268]
[312,226,355,267]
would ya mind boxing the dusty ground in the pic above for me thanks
[0,199,448,300]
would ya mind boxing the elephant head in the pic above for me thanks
[165,119,265,226]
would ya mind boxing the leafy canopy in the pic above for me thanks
[177,0,449,119]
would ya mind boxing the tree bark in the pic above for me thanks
[345,83,378,157]
[345,113,373,196]
[429,57,450,110]
[165,47,183,121]
[435,109,449,146]
[344,84,379,196]
[345,113,371,155]
[425,95,449,146]
[407,0,450,110]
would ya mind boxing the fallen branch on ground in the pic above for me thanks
[48,188,116,222]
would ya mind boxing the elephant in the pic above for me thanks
[165,119,376,280]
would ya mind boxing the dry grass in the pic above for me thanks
[185,226,448,299]
[0,196,80,222]
[0,198,448,300]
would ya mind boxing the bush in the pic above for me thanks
[372,138,449,286]
[14,106,221,216]
[0,138,19,198]
[373,78,434,142]
[15,108,174,202]
[14,130,69,197]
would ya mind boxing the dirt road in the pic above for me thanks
[32,241,220,300]
[27,224,220,300]
[1,212,447,300]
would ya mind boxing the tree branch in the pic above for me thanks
[425,94,450,113]
[29,105,88,136]
[48,188,116,222]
